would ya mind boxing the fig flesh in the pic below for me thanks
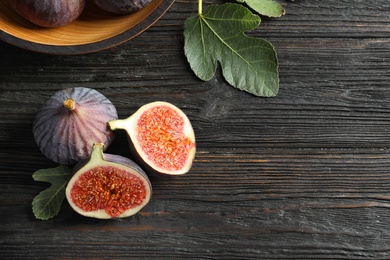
[10,0,85,28]
[66,143,152,219]
[33,87,118,165]
[108,101,196,175]
[93,0,152,15]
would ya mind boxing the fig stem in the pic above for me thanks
[108,117,132,131]
[63,98,76,110]
[90,143,105,162]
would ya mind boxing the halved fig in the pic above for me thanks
[108,101,196,175]
[33,87,118,165]
[66,143,152,219]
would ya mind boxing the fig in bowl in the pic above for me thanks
[93,0,153,14]
[9,0,86,28]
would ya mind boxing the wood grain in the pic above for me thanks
[1,0,390,258]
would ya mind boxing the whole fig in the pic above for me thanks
[33,87,118,165]
[108,101,196,175]
[10,0,85,28]
[93,0,152,15]
[66,143,152,219]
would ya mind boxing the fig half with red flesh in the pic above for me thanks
[33,87,118,165]
[66,142,152,219]
[108,101,196,175]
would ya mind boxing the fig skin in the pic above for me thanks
[108,101,196,175]
[33,87,118,165]
[93,0,152,15]
[9,0,85,28]
[66,143,152,219]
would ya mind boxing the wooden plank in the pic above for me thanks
[1,0,390,258]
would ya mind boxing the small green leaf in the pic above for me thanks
[32,165,72,220]
[184,3,279,97]
[236,0,285,18]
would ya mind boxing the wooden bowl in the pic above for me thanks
[0,0,175,55]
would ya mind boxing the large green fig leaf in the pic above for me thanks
[236,0,285,17]
[32,165,72,220]
[184,3,279,97]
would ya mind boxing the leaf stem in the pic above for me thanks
[198,0,202,15]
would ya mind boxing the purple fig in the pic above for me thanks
[33,87,118,165]
[93,0,152,15]
[10,0,85,28]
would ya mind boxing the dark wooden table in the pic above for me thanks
[2,0,390,258]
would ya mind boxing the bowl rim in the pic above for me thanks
[0,0,175,55]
